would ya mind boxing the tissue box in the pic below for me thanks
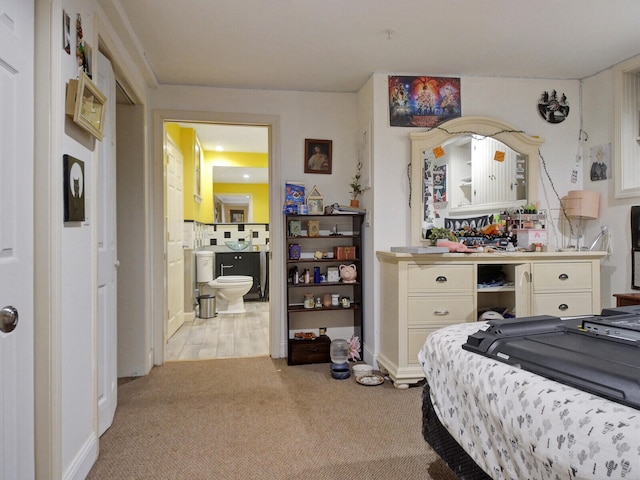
[515,229,547,249]
[334,246,356,260]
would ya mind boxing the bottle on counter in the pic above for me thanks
[293,266,299,285]
[303,269,310,284]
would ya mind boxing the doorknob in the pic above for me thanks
[0,306,18,334]
[115,260,120,268]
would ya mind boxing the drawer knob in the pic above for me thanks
[434,309,450,316]
[435,276,448,283]
[558,273,569,281]
[558,303,569,311]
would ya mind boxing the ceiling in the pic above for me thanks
[104,0,640,93]
[104,1,640,183]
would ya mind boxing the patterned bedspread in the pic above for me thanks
[418,322,640,480]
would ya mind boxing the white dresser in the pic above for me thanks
[376,250,605,388]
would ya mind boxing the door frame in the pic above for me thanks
[151,110,283,364]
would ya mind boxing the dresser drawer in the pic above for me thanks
[532,262,593,292]
[532,292,594,316]
[407,264,474,292]
[408,295,475,326]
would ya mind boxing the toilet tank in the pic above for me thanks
[195,251,214,283]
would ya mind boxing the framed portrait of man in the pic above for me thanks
[304,139,332,174]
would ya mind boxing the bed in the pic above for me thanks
[418,322,640,480]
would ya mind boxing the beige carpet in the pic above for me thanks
[87,357,457,479]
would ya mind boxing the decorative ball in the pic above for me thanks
[330,338,349,364]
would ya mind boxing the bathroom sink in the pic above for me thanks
[225,240,250,251]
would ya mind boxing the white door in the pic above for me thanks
[0,0,35,478]
[96,52,118,435]
[166,136,184,339]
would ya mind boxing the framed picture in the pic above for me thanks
[230,209,245,223]
[306,185,324,214]
[63,154,85,222]
[65,70,107,140]
[304,139,332,174]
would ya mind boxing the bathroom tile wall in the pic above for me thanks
[184,221,270,249]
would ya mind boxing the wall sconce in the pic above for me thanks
[562,190,600,250]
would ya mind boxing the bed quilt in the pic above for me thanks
[418,322,640,480]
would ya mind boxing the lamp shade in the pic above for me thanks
[563,190,600,219]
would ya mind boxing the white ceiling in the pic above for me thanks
[104,0,640,93]
[103,1,640,183]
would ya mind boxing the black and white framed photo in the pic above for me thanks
[63,154,85,222]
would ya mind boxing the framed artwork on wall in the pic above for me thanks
[63,154,85,222]
[65,70,107,140]
[304,139,332,174]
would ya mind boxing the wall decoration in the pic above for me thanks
[589,143,610,181]
[537,90,569,123]
[230,209,245,223]
[420,148,448,229]
[76,13,89,74]
[63,10,70,54]
[63,155,85,222]
[357,123,372,189]
[388,76,461,127]
[65,70,107,140]
[304,139,332,174]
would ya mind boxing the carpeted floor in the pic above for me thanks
[87,356,457,479]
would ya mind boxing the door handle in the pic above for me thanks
[0,306,18,334]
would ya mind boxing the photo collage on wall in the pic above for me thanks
[421,148,447,231]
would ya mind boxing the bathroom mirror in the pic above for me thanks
[410,116,544,244]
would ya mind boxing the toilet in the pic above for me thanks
[207,275,253,314]
[195,251,253,315]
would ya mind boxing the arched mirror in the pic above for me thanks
[410,116,544,244]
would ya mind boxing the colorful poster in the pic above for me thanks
[389,76,461,127]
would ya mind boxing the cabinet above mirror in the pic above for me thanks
[410,116,544,244]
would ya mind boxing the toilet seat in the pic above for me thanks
[214,275,252,284]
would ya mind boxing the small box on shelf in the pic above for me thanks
[334,246,356,260]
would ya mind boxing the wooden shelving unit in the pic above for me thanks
[285,213,364,365]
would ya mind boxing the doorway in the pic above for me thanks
[164,121,271,361]
[151,110,283,365]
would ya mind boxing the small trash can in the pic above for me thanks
[198,294,216,319]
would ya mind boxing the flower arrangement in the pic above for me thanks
[348,335,361,361]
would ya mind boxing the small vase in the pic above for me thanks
[350,199,359,208]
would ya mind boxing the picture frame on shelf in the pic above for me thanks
[306,185,324,214]
[304,139,332,174]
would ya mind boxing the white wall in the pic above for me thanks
[582,65,634,305]
[35,0,151,477]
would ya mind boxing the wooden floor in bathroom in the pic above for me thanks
[165,300,270,361]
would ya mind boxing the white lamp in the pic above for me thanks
[562,190,600,250]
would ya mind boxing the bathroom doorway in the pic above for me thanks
[155,115,281,362]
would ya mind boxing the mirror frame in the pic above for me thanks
[409,116,544,245]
